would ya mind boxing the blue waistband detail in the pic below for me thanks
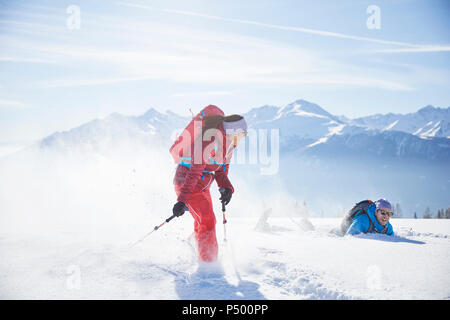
[179,161,216,174]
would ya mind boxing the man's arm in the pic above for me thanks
[214,163,234,193]
[345,214,370,235]
[386,223,394,236]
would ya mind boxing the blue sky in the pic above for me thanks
[0,0,449,147]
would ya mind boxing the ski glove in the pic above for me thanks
[219,188,233,205]
[173,201,188,217]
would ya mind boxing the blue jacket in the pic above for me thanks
[346,203,394,236]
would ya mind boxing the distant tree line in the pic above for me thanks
[393,203,450,219]
[413,207,450,219]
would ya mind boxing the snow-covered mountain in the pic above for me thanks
[303,127,450,161]
[245,99,343,140]
[34,100,450,162]
[39,108,188,153]
[351,105,450,139]
[243,100,450,161]
[243,100,347,153]
[37,99,344,153]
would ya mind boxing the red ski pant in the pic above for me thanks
[175,185,218,262]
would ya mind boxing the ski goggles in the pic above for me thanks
[378,210,393,217]
[226,130,247,137]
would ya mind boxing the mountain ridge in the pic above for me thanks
[15,99,450,161]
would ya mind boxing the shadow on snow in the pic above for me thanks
[174,268,266,300]
[353,233,426,245]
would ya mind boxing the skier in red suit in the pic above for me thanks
[170,105,247,262]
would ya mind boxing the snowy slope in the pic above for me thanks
[1,216,448,299]
[303,127,450,161]
[0,143,449,300]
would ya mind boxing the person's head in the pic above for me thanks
[203,114,247,146]
[374,199,393,226]
[223,115,247,146]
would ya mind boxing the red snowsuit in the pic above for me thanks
[171,105,235,262]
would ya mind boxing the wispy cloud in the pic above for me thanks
[28,37,411,91]
[0,2,416,92]
[117,1,448,50]
[367,46,450,53]
[171,91,233,97]
[40,75,157,88]
[0,56,55,64]
[0,99,27,108]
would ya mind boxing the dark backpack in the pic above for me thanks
[340,200,374,235]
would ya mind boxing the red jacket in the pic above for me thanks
[172,105,235,203]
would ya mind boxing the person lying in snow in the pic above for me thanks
[340,199,394,236]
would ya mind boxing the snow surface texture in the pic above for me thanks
[0,146,449,300]
[1,216,449,300]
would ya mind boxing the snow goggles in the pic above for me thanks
[378,210,393,217]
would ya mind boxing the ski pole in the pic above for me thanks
[129,214,176,248]
[219,188,227,242]
[219,190,242,281]
[222,201,227,242]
